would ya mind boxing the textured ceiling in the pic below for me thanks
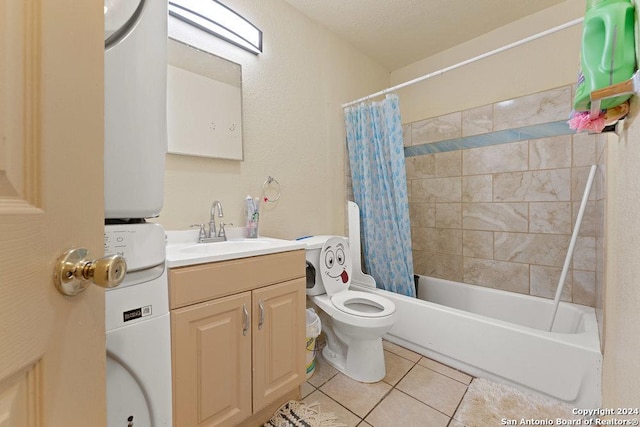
[283,0,567,70]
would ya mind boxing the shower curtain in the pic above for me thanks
[344,94,415,297]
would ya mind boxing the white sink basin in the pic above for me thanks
[178,239,271,255]
[165,235,306,268]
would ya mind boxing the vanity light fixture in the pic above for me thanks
[168,0,262,54]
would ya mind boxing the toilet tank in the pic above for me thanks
[300,236,335,296]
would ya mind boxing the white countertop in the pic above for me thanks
[165,231,306,268]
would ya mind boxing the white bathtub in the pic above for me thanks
[351,275,602,408]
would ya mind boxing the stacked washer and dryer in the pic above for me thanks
[104,0,172,426]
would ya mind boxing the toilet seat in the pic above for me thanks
[331,290,395,318]
[318,237,395,319]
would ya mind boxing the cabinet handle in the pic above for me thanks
[258,300,264,330]
[242,304,249,336]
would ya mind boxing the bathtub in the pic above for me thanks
[351,275,602,408]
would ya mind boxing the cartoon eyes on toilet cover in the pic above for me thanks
[319,237,352,297]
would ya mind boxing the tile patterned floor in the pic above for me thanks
[302,340,473,427]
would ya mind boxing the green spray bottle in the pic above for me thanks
[573,0,636,112]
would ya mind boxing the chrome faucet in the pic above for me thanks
[209,201,225,239]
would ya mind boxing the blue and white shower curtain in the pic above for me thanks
[344,94,415,297]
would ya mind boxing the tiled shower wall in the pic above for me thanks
[347,85,606,309]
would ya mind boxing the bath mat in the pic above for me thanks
[264,400,347,427]
[453,378,581,427]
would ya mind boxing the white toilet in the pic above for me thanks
[304,235,397,383]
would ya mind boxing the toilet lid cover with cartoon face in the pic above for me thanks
[319,237,352,297]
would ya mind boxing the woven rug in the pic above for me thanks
[264,400,346,427]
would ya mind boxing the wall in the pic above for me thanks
[403,85,605,309]
[381,0,638,407]
[603,99,640,407]
[158,0,389,238]
[391,0,584,122]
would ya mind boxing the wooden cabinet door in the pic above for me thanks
[172,292,252,427]
[252,278,306,412]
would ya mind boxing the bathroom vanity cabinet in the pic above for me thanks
[168,250,306,427]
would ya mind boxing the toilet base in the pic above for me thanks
[321,333,386,383]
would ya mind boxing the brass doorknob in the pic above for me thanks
[54,248,126,296]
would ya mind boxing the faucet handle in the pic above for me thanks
[190,224,207,242]
[218,222,228,239]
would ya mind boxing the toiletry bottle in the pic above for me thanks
[573,0,636,111]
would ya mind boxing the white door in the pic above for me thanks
[0,0,107,425]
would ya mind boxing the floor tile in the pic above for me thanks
[300,381,315,399]
[382,350,415,386]
[448,419,467,427]
[397,364,467,417]
[357,421,373,427]
[365,389,450,427]
[382,340,422,362]
[418,357,473,385]
[302,390,361,427]
[320,373,392,418]
[306,354,339,388]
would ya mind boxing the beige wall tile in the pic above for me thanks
[412,112,461,145]
[572,270,596,307]
[463,230,494,258]
[412,177,461,203]
[572,132,597,167]
[493,86,571,130]
[571,200,598,237]
[401,84,604,305]
[413,250,436,276]
[462,141,528,175]
[435,203,462,228]
[435,253,463,282]
[462,175,492,202]
[494,232,569,267]
[573,236,596,271]
[494,169,571,202]
[435,150,462,177]
[572,166,597,201]
[530,265,572,301]
[402,123,412,147]
[529,135,572,170]
[529,202,571,234]
[406,154,435,180]
[411,227,437,252]
[436,229,462,255]
[409,202,435,228]
[462,105,493,136]
[462,202,528,232]
[463,257,529,294]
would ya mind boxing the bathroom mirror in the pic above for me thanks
[167,37,243,160]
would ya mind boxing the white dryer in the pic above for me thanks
[104,0,167,220]
[105,223,172,427]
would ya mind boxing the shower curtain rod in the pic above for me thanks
[341,17,584,108]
